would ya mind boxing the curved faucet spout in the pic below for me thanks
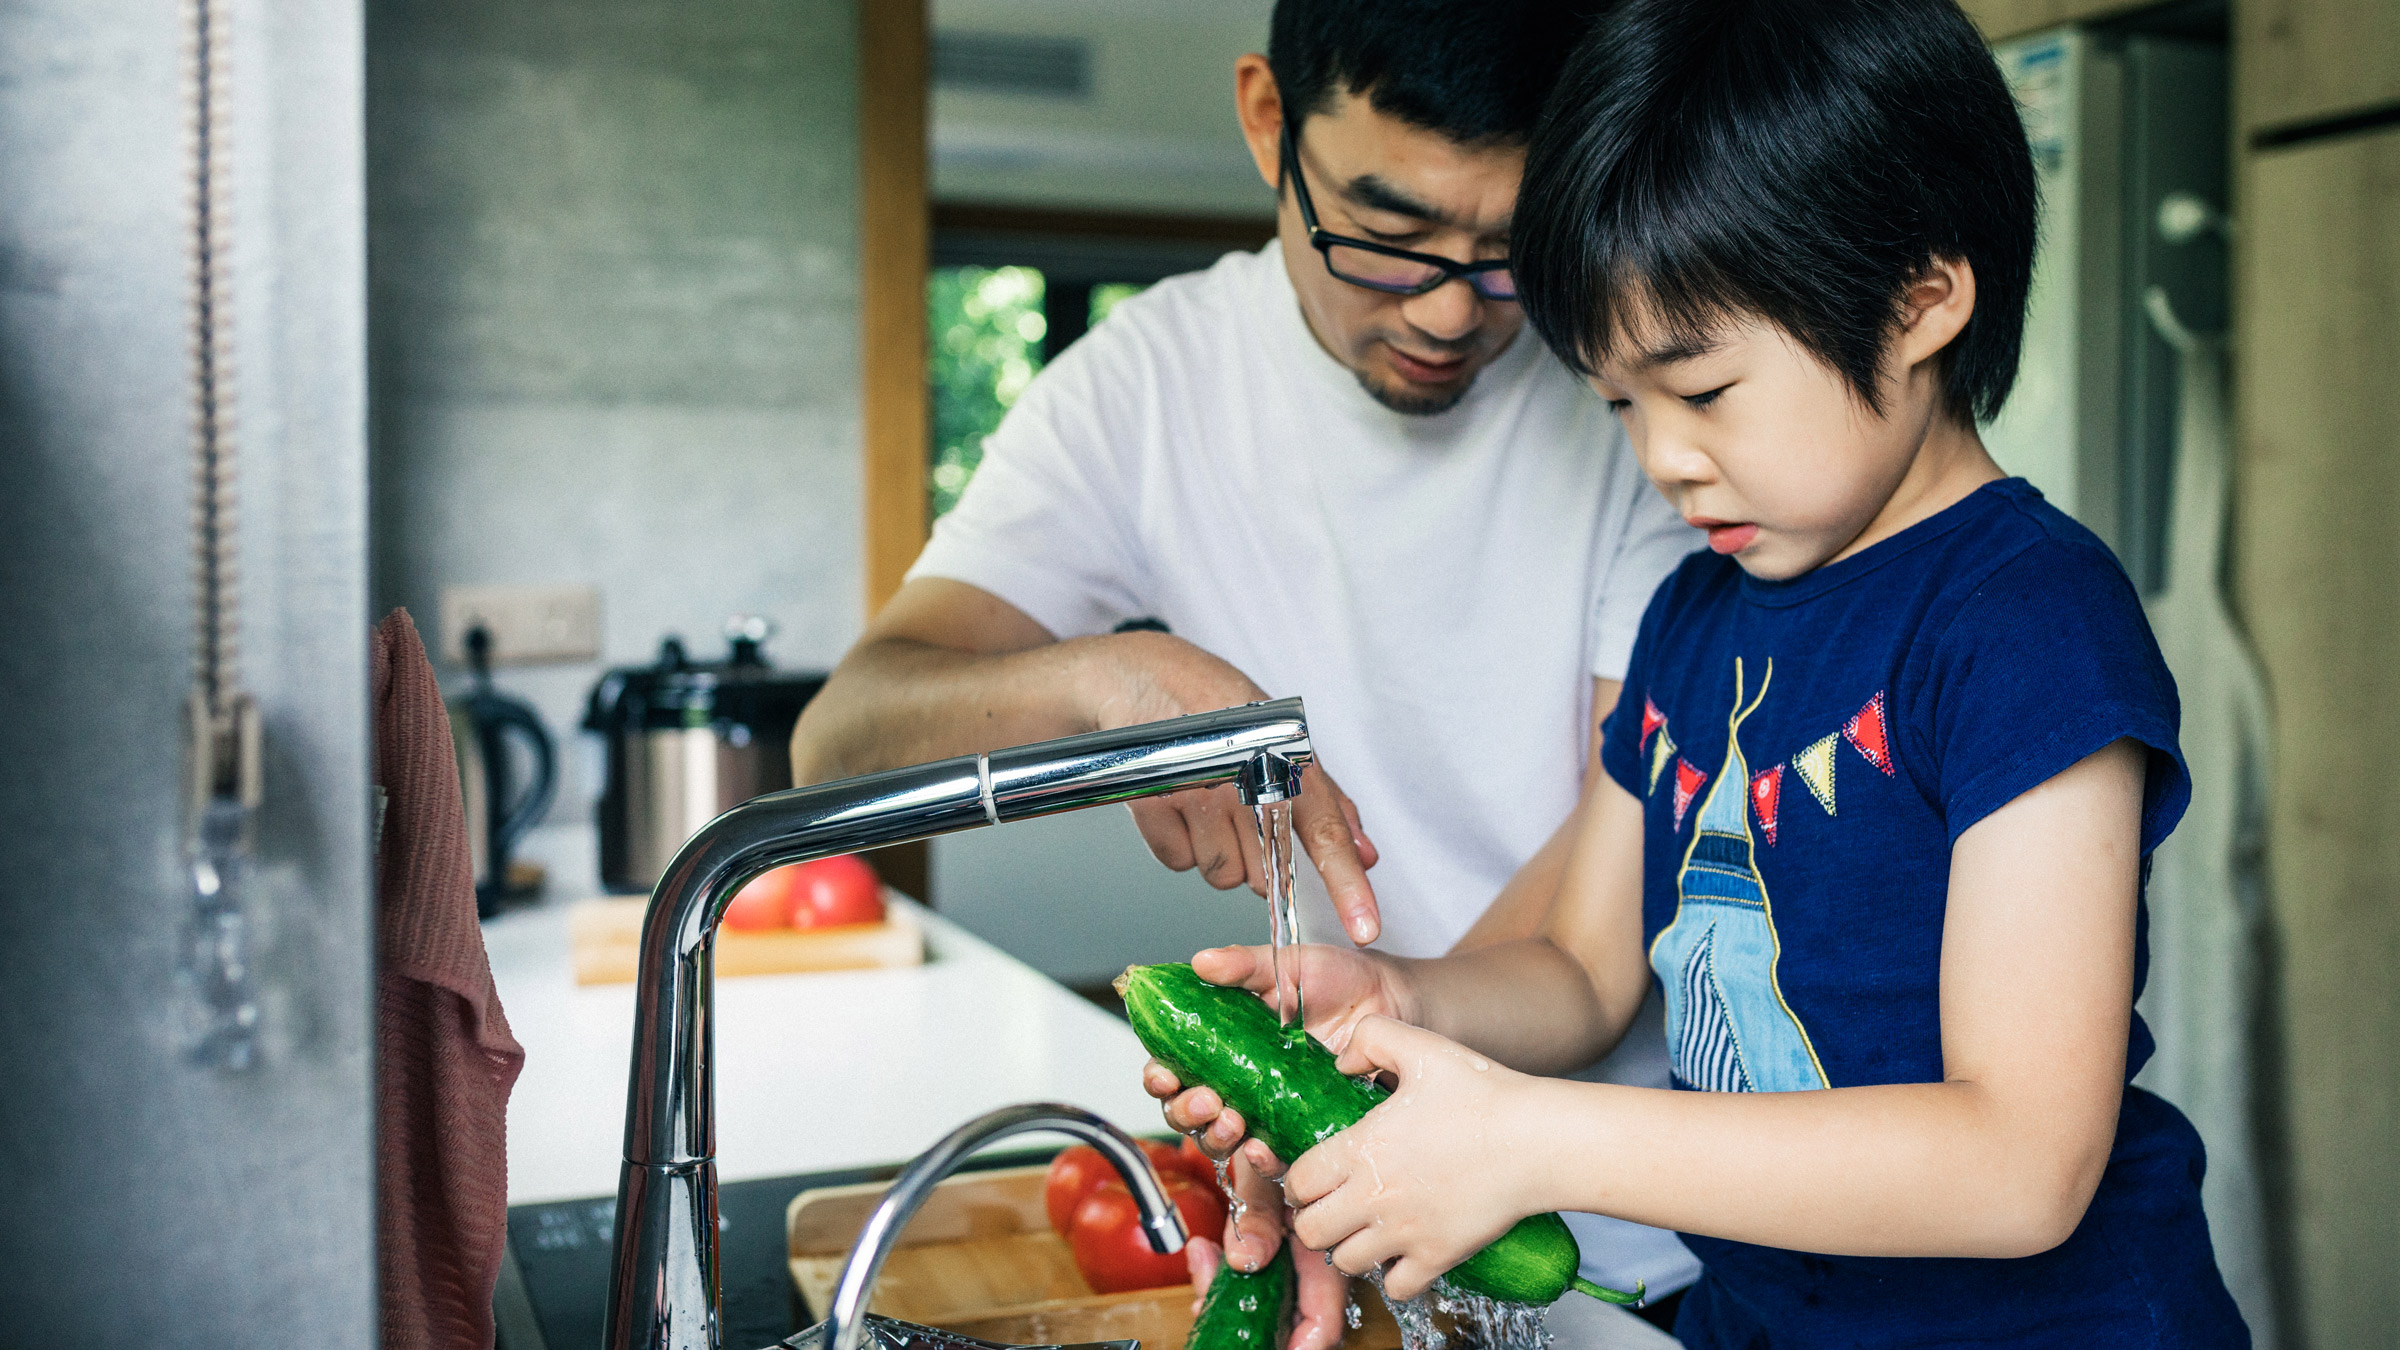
[605,698,1311,1350]
[821,1104,1187,1350]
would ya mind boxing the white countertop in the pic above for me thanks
[485,894,1167,1205]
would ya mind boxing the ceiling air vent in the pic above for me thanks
[933,31,1091,99]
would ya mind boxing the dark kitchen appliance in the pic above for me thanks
[584,616,827,894]
[448,626,559,917]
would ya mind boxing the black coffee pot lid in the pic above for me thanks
[584,618,826,734]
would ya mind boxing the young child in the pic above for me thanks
[1151,0,2251,1343]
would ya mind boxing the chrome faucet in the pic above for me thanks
[785,1103,1189,1350]
[604,698,1316,1350]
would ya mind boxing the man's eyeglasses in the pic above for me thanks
[1281,122,1517,302]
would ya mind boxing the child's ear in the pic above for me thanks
[1894,257,1977,371]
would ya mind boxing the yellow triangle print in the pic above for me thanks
[1793,731,1839,815]
[1648,725,1677,794]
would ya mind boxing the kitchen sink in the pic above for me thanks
[501,1149,1060,1350]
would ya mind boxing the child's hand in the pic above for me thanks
[1200,940,1415,1059]
[1284,1016,1544,1301]
[1143,941,1413,1158]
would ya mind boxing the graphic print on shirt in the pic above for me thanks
[1649,657,1831,1094]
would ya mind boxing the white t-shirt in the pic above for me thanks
[912,245,1704,1294]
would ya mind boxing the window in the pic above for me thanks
[926,207,1272,518]
[929,265,1046,517]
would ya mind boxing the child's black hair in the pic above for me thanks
[1512,0,2037,425]
[1270,0,1606,145]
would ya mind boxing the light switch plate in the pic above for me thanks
[439,583,602,666]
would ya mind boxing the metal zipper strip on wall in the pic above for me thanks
[182,0,264,1072]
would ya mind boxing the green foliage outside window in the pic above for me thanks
[1089,282,1147,328]
[930,265,1046,518]
[927,270,1155,518]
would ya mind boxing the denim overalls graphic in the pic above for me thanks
[1650,658,1830,1093]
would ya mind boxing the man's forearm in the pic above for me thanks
[790,634,1115,784]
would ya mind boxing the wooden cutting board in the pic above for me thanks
[568,896,924,985]
[787,1165,1404,1350]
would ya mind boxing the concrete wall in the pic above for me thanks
[0,0,377,1342]
[368,0,866,826]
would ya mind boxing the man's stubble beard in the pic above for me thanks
[1353,365,1473,416]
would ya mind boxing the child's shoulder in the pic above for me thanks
[1925,479,2150,651]
[1957,477,2125,578]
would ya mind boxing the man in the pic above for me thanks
[794,0,1701,1338]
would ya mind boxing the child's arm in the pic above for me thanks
[1282,740,2143,1299]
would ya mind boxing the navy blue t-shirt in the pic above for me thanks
[1598,480,2246,1347]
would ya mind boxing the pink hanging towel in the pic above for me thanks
[372,609,526,1350]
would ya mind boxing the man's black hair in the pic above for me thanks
[1512,0,2037,425]
[1270,0,1605,145]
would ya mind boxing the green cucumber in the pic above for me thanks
[1117,962,1642,1308]
[1185,1239,1293,1350]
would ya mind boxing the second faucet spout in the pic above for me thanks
[816,1104,1187,1350]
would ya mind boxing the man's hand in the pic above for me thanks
[1180,1141,1356,1350]
[1096,633,1381,944]
[796,581,1382,940]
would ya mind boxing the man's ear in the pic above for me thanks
[1233,54,1285,195]
[1894,256,1977,370]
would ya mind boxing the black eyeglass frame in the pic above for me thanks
[1279,121,1517,302]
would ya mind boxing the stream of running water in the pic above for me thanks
[1359,1266,1557,1350]
[1252,799,1303,1040]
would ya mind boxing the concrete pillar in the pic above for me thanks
[0,0,376,1342]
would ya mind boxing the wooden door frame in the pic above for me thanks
[857,0,932,897]
[860,0,930,615]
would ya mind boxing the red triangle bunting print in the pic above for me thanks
[1843,691,1896,776]
[1751,764,1783,845]
[1672,758,1708,831]
[1641,697,1667,749]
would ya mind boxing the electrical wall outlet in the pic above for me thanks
[439,583,602,666]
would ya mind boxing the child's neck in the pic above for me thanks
[1825,414,2004,568]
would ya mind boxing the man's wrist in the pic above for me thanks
[1073,627,1266,733]
[1060,629,1162,733]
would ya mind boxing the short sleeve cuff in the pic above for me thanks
[907,527,1131,641]
[1941,705,2191,854]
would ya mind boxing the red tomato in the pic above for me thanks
[1047,1142,1218,1239]
[785,855,884,929]
[1140,1137,1219,1191]
[722,866,797,930]
[1172,1136,1218,1188]
[1068,1177,1227,1294]
[1043,1144,1117,1237]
